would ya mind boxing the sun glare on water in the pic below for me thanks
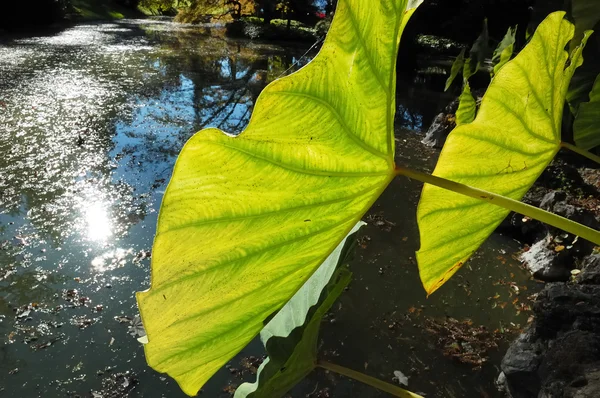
[85,202,112,242]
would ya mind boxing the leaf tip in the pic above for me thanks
[421,258,469,296]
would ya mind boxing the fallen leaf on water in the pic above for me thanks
[392,370,409,387]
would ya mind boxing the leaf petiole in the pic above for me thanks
[395,166,600,246]
[561,142,600,165]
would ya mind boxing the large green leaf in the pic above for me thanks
[574,73,600,150]
[416,12,590,294]
[136,0,422,395]
[234,223,361,398]
[492,26,517,76]
[455,83,476,126]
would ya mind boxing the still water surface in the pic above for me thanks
[0,19,537,397]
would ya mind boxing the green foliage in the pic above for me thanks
[69,0,145,20]
[234,223,360,398]
[492,26,516,75]
[241,16,264,24]
[315,19,332,37]
[567,22,600,113]
[445,48,465,91]
[574,73,600,150]
[416,12,592,293]
[465,19,489,78]
[571,0,600,48]
[137,0,177,15]
[446,21,517,93]
[270,18,309,28]
[455,83,476,126]
[137,0,423,395]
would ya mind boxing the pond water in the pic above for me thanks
[0,19,539,397]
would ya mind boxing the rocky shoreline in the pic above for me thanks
[499,253,600,398]
[497,158,600,398]
[500,158,600,397]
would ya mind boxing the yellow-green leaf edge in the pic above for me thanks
[136,0,423,395]
[416,12,591,295]
[574,73,600,150]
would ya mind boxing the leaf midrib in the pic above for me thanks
[203,140,391,177]
[160,179,384,235]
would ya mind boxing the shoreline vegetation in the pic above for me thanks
[1,0,328,43]
[1,0,523,51]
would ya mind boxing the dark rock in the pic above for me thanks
[539,191,600,231]
[421,111,456,148]
[578,255,600,285]
[501,258,600,398]
[540,191,568,211]
[516,189,598,282]
[571,369,600,397]
[538,164,590,194]
[497,213,548,244]
[501,332,542,398]
[521,239,571,282]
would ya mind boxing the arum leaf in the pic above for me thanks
[455,83,476,126]
[234,223,361,398]
[464,19,490,81]
[567,32,600,113]
[416,12,590,294]
[566,0,600,113]
[571,0,600,48]
[492,26,517,75]
[574,73,600,150]
[462,57,477,83]
[136,0,423,395]
[445,48,465,91]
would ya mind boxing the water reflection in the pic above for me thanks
[84,201,112,242]
[91,248,134,272]
[0,19,315,397]
[0,20,311,244]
